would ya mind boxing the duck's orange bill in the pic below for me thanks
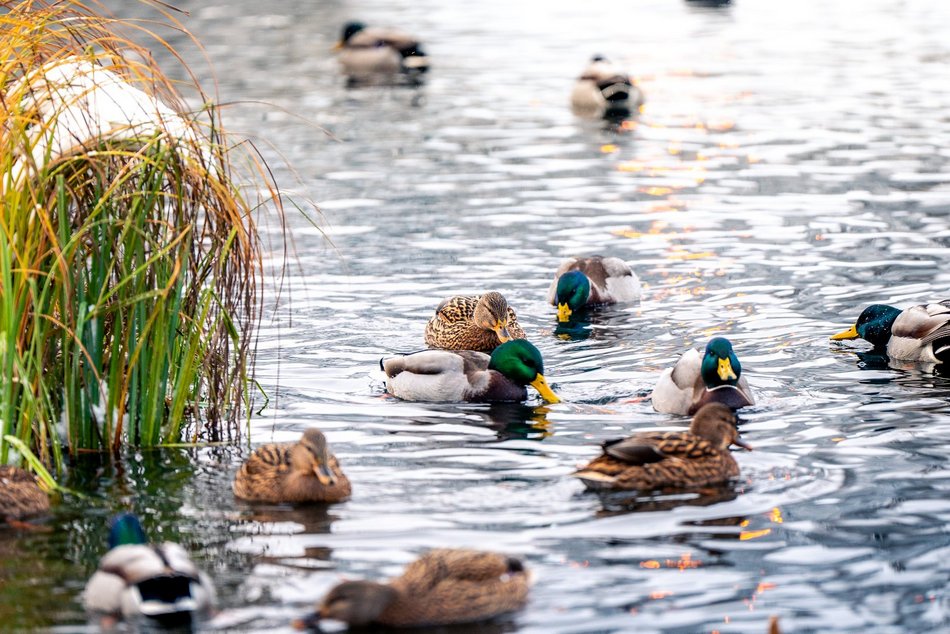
[733,437,753,451]
[530,373,560,403]
[313,463,337,486]
[493,322,512,343]
[331,41,344,51]
[557,303,572,322]
[830,324,859,340]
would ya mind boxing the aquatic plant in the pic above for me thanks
[0,1,278,469]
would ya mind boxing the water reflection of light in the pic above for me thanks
[739,528,772,541]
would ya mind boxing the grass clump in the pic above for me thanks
[0,1,274,470]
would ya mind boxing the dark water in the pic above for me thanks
[6,0,950,631]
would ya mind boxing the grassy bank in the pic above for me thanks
[0,0,276,470]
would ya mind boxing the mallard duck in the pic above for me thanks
[573,403,750,491]
[570,55,644,119]
[0,466,49,522]
[831,300,950,363]
[547,256,641,322]
[82,513,215,624]
[233,428,351,504]
[304,549,529,628]
[381,339,560,403]
[651,337,754,415]
[333,21,429,84]
[424,292,526,352]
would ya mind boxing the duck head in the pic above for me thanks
[690,403,751,450]
[335,21,366,49]
[700,337,742,388]
[292,428,338,486]
[830,304,901,348]
[489,340,560,403]
[108,513,147,549]
[318,580,397,626]
[474,292,515,344]
[555,271,591,322]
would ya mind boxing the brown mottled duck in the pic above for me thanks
[305,549,530,628]
[573,403,751,491]
[0,465,50,523]
[424,292,526,352]
[233,428,351,503]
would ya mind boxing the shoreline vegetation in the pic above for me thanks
[0,0,280,471]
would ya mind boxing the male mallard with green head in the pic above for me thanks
[82,513,216,625]
[547,256,640,322]
[651,337,754,415]
[570,55,644,119]
[233,428,351,504]
[574,403,750,491]
[302,549,529,629]
[333,21,429,84]
[382,339,560,403]
[424,292,526,352]
[0,465,49,523]
[831,300,950,363]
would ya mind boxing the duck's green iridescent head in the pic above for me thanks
[108,513,147,549]
[700,337,742,388]
[555,271,591,322]
[830,304,901,348]
[340,21,366,44]
[489,340,560,403]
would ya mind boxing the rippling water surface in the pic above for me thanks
[6,0,950,632]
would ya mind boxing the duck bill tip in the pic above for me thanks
[734,438,753,451]
[314,464,337,486]
[530,374,561,403]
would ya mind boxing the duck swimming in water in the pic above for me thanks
[547,256,641,322]
[304,549,529,628]
[333,21,429,85]
[573,403,750,491]
[424,292,526,352]
[831,300,950,363]
[651,337,754,415]
[381,339,560,403]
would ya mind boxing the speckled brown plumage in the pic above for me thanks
[316,549,530,628]
[574,403,749,491]
[233,429,350,503]
[0,466,50,521]
[424,292,526,352]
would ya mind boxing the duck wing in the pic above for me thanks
[602,433,669,465]
[889,300,950,361]
[382,349,488,378]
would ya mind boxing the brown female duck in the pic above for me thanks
[424,292,526,352]
[233,428,351,503]
[0,465,49,522]
[573,403,751,491]
[307,549,529,628]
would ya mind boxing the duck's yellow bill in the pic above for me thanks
[717,357,737,381]
[331,41,344,51]
[830,324,859,340]
[530,373,560,403]
[557,303,572,322]
[494,322,512,343]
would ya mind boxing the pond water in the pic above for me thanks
[5,0,950,631]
